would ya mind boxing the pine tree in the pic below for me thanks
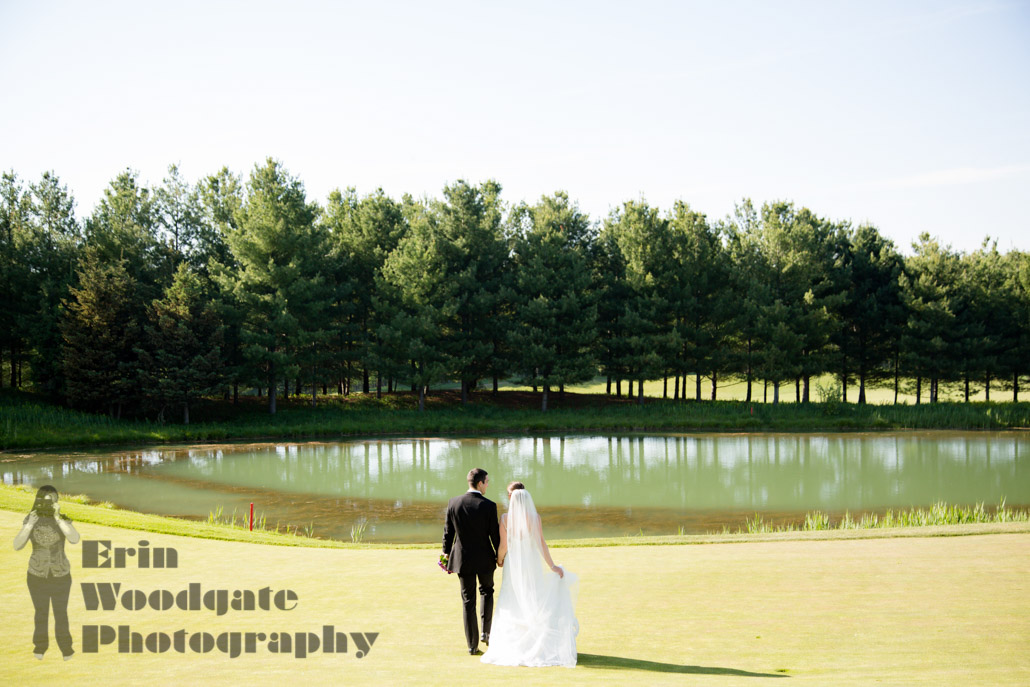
[60,249,140,416]
[378,200,453,411]
[0,171,34,389]
[200,167,244,402]
[321,187,406,397]
[436,180,508,405]
[134,263,224,423]
[900,234,960,403]
[725,199,769,403]
[602,200,680,403]
[667,201,732,401]
[213,158,327,413]
[834,224,906,403]
[22,172,82,398]
[507,192,598,411]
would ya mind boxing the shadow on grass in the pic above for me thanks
[578,653,790,677]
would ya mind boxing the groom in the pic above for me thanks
[442,468,501,655]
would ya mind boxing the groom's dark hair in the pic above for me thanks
[467,468,488,489]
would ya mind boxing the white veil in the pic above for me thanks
[484,487,579,666]
[504,488,550,622]
[502,488,579,628]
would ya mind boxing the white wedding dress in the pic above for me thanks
[481,489,579,668]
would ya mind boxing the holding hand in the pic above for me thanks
[551,564,564,578]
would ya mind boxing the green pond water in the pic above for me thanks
[3,432,1028,542]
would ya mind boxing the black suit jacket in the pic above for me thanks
[442,491,500,575]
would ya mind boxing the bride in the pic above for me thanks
[481,482,578,668]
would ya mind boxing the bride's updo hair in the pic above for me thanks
[507,481,525,497]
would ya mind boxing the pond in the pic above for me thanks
[3,432,1028,542]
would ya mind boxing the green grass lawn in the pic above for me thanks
[506,372,1030,404]
[2,506,1027,686]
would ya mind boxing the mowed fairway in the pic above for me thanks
[1,511,1027,687]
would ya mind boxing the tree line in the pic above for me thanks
[1,159,1028,421]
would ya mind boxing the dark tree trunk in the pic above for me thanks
[663,376,668,399]
[295,376,301,398]
[560,383,565,400]
[842,357,848,403]
[858,367,866,405]
[802,375,810,403]
[916,376,921,405]
[322,382,327,395]
[696,373,701,401]
[183,402,190,425]
[268,364,276,415]
[964,373,970,402]
[233,383,238,405]
[363,369,370,394]
[985,373,991,402]
[606,375,611,395]
[674,374,679,400]
[1014,373,1019,402]
[795,377,801,403]
[763,379,768,403]
[745,339,753,403]
[541,384,549,412]
[377,370,382,400]
[711,370,717,401]
[638,379,644,405]
[411,360,417,392]
[418,385,425,412]
[616,379,621,396]
[493,376,498,395]
[461,379,468,406]
[893,352,899,405]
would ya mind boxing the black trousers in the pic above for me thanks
[458,567,494,651]
[27,572,73,657]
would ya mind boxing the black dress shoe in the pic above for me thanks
[481,632,489,644]
[468,648,482,655]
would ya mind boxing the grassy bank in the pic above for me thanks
[3,484,1028,550]
[2,388,1029,451]
[1,509,1027,686]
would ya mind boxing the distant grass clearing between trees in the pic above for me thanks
[2,383,1029,451]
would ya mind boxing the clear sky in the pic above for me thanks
[1,0,1028,253]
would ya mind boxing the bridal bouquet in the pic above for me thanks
[438,554,452,574]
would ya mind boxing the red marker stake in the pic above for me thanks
[250,502,254,531]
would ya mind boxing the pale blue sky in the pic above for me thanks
[1,0,1028,253]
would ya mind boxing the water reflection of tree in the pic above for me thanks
[5,434,1027,529]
